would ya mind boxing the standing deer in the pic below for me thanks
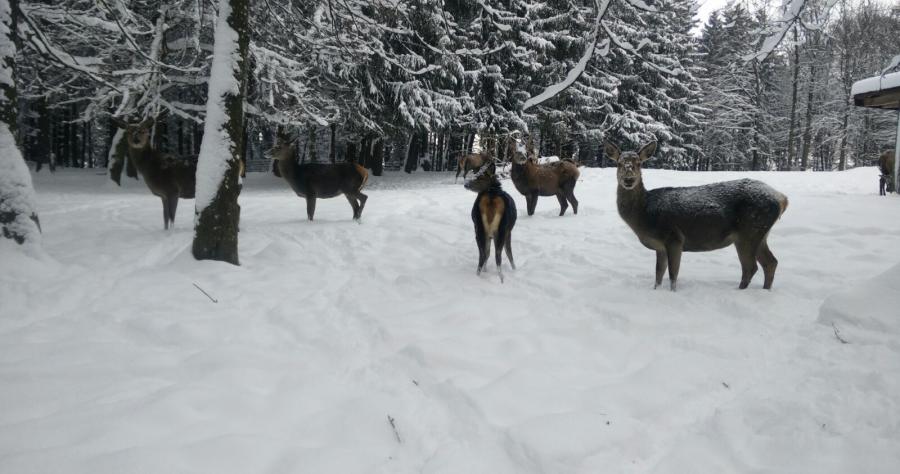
[509,136,580,216]
[606,141,788,291]
[464,162,517,282]
[878,150,895,195]
[270,135,369,221]
[111,116,196,230]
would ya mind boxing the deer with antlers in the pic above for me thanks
[111,115,196,230]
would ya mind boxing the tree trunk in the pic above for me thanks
[785,27,800,170]
[192,0,249,265]
[837,104,849,171]
[405,131,421,173]
[799,66,815,172]
[372,138,384,176]
[329,123,336,163]
[0,0,41,245]
[436,132,445,172]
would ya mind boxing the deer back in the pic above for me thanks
[630,179,787,252]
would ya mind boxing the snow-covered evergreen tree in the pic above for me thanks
[0,0,40,246]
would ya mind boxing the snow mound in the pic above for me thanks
[818,263,900,346]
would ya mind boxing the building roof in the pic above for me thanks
[852,71,900,110]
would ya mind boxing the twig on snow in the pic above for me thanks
[387,415,402,444]
[832,323,849,344]
[193,283,218,303]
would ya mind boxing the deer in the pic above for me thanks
[508,136,580,216]
[270,133,369,221]
[456,152,489,182]
[111,116,196,230]
[464,161,517,282]
[605,141,789,291]
[878,150,895,195]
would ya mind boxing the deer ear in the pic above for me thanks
[638,142,657,162]
[604,141,621,162]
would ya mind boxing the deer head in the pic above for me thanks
[270,131,296,162]
[509,134,536,165]
[464,161,499,193]
[111,115,158,150]
[605,141,657,190]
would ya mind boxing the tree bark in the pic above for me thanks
[799,61,815,172]
[785,27,800,170]
[371,138,383,176]
[192,0,249,265]
[0,0,41,245]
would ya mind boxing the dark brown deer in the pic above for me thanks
[271,135,369,221]
[878,150,895,195]
[111,116,196,230]
[509,136,580,216]
[606,141,788,291]
[464,162,517,282]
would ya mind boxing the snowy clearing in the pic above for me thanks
[2,167,900,473]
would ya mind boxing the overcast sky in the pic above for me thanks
[693,0,732,33]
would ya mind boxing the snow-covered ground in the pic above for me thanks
[2,167,900,473]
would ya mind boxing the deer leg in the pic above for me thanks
[654,250,668,289]
[494,232,505,283]
[756,239,778,290]
[504,230,515,270]
[735,239,760,289]
[168,194,179,229]
[556,193,568,216]
[345,193,361,220]
[455,167,461,183]
[527,194,538,216]
[665,243,683,291]
[356,192,368,219]
[161,196,170,230]
[475,227,487,275]
[567,187,579,215]
[306,195,316,221]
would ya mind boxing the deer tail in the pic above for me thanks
[355,164,369,191]
[776,192,789,218]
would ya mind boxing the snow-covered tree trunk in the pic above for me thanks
[785,27,800,169]
[191,0,249,265]
[0,0,40,246]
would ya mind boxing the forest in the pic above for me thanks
[1,0,899,257]
[9,0,900,176]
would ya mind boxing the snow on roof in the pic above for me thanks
[851,71,900,97]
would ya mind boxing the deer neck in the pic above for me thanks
[127,145,154,172]
[617,181,649,229]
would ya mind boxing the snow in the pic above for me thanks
[851,70,900,97]
[522,0,611,112]
[3,167,900,473]
[0,125,41,247]
[744,0,806,62]
[194,0,241,214]
[819,263,900,345]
